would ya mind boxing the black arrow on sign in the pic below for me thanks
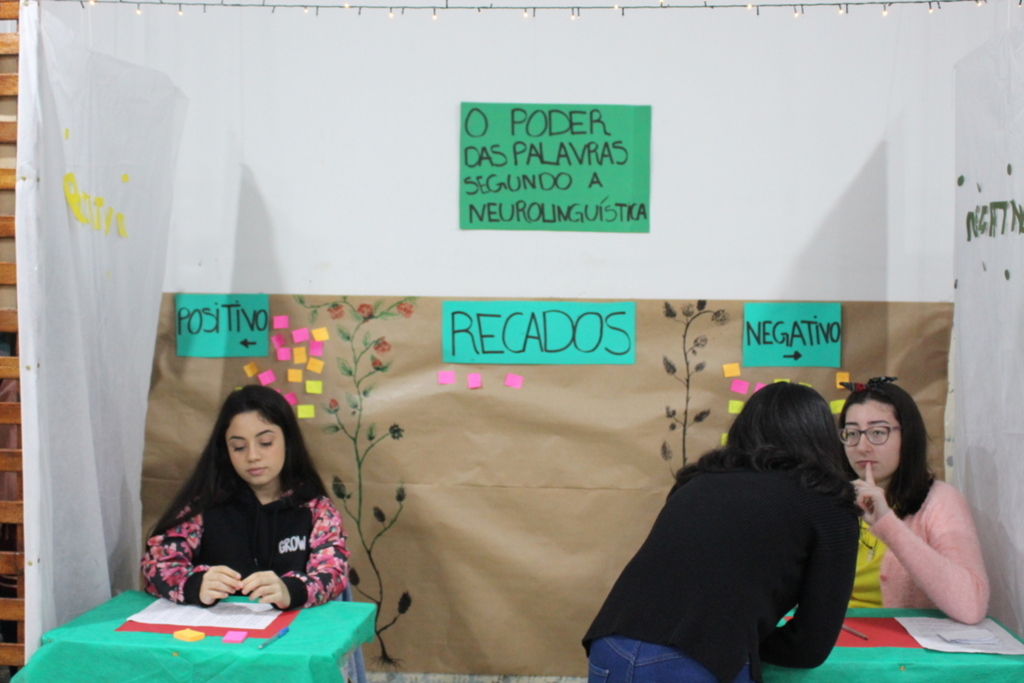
[240,339,256,348]
[783,351,802,361]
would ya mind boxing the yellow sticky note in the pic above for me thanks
[173,629,205,642]
[728,400,744,414]
[287,369,303,383]
[312,327,329,342]
[836,372,850,389]
[306,358,325,374]
[799,382,812,388]
[774,379,790,383]
[243,362,259,378]
[293,346,308,365]
[722,363,741,378]
[122,173,130,183]
[306,380,323,394]
[720,433,728,446]
[297,405,315,419]
[830,399,845,415]
[64,129,69,140]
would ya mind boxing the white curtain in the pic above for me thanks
[16,3,186,654]
[954,23,1024,635]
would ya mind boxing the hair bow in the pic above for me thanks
[839,376,898,392]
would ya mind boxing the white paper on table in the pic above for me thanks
[128,598,281,630]
[895,617,1024,655]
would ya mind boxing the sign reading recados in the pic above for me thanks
[442,301,635,365]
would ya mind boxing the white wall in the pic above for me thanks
[46,0,1010,303]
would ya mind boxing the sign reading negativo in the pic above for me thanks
[459,102,651,233]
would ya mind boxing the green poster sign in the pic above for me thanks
[742,302,842,368]
[442,301,635,364]
[175,293,270,358]
[459,102,651,233]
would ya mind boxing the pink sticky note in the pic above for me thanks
[270,334,286,349]
[272,315,290,330]
[283,392,298,406]
[467,373,482,389]
[292,327,310,343]
[730,379,750,394]
[437,371,456,385]
[504,373,523,389]
[223,630,248,644]
[754,383,767,392]
[277,347,292,362]
[257,369,276,386]
[310,340,324,357]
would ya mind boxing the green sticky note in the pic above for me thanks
[742,303,842,368]
[442,301,635,365]
[175,294,270,358]
[459,102,651,233]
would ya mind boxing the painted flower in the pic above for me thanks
[397,302,414,318]
[371,356,383,369]
[374,338,391,354]
[327,398,340,414]
[357,303,374,320]
[328,304,345,320]
[389,424,404,440]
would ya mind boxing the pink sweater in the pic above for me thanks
[872,480,989,624]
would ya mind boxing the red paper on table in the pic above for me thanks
[835,617,922,648]
[116,607,299,639]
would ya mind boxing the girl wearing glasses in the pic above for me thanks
[584,382,859,683]
[840,379,988,624]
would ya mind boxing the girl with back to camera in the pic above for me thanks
[583,382,859,683]
[142,384,348,609]
[840,377,988,624]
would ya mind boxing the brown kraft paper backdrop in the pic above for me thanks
[142,295,952,675]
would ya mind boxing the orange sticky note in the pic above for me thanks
[312,327,330,342]
[174,629,205,642]
[836,372,850,389]
[722,363,741,378]
[293,346,308,365]
[287,369,303,383]
[306,358,325,374]
[243,362,259,378]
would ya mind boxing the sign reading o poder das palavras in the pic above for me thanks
[460,102,651,233]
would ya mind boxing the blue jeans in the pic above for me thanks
[588,635,754,683]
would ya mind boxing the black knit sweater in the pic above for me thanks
[583,470,858,683]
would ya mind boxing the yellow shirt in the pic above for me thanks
[849,520,887,608]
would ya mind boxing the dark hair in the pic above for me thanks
[152,384,328,535]
[839,382,933,518]
[672,382,857,510]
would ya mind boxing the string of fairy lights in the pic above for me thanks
[58,0,1005,19]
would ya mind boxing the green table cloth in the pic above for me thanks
[13,591,376,683]
[763,608,1024,683]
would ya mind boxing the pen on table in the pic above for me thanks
[258,627,290,650]
[842,624,869,640]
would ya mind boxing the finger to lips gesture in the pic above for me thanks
[855,462,891,526]
[199,565,243,606]
[241,570,291,610]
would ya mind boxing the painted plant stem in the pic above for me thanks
[661,300,730,470]
[296,295,415,667]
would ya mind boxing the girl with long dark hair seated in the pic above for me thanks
[583,382,859,683]
[840,378,988,624]
[142,385,349,609]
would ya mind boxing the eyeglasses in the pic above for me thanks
[839,426,900,447]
